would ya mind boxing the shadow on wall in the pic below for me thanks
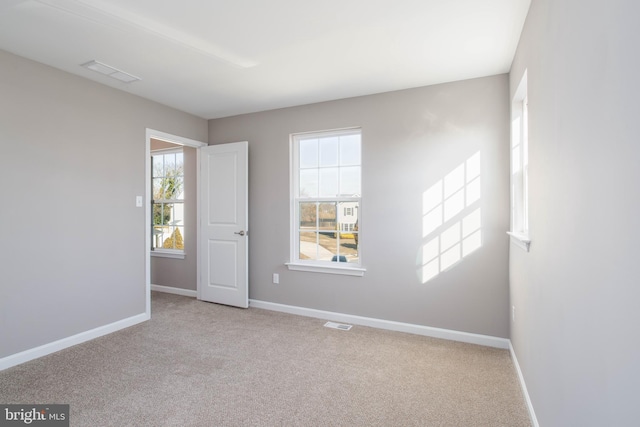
[417,151,482,283]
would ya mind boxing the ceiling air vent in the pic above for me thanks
[81,60,140,83]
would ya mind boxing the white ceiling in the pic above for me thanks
[0,0,530,119]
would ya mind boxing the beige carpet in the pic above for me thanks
[0,292,531,426]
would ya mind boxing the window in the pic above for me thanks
[152,149,185,255]
[288,128,365,276]
[509,71,530,251]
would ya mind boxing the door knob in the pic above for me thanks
[234,230,246,236]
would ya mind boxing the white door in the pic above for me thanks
[198,141,248,308]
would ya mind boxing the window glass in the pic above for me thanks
[151,149,185,251]
[292,129,361,266]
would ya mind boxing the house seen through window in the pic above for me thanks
[152,148,185,253]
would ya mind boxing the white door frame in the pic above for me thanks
[145,129,207,318]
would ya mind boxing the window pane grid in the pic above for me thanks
[294,129,361,265]
[151,150,185,251]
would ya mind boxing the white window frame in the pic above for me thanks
[286,128,366,276]
[508,70,531,251]
[151,147,186,259]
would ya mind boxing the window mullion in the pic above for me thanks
[155,199,183,204]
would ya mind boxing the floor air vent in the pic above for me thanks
[324,321,353,331]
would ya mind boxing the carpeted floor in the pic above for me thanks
[0,292,531,426]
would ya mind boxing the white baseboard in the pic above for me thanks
[509,342,539,427]
[151,284,197,298]
[0,312,149,371]
[249,299,510,349]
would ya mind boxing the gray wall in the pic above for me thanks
[509,0,640,425]
[0,50,207,358]
[209,75,511,338]
[150,141,198,291]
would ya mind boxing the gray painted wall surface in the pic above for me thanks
[209,75,511,338]
[150,143,198,291]
[509,0,640,425]
[0,50,207,358]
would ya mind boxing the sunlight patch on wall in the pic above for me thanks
[419,152,482,283]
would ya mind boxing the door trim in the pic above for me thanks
[145,129,207,318]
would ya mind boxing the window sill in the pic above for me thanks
[285,262,366,277]
[151,250,186,260]
[507,231,531,252]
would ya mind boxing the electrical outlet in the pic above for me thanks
[512,305,516,322]
[273,273,279,284]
